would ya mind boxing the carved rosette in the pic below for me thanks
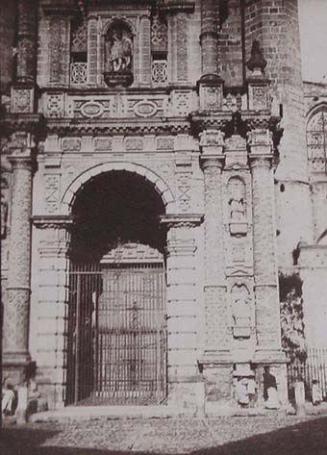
[3,137,34,361]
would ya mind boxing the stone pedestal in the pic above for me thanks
[32,215,72,409]
[2,134,34,385]
[161,214,203,410]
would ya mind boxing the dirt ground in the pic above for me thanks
[1,414,327,455]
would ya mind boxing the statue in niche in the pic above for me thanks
[228,177,246,223]
[232,284,252,338]
[105,24,132,73]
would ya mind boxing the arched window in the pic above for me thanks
[306,106,327,173]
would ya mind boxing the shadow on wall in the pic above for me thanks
[1,417,327,455]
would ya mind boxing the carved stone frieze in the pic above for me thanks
[45,118,191,136]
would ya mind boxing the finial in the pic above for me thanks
[247,40,267,76]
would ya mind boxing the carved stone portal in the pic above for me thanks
[104,21,133,87]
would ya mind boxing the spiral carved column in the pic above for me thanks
[3,133,34,382]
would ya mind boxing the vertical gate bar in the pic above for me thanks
[74,273,81,405]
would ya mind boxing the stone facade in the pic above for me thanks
[0,0,326,413]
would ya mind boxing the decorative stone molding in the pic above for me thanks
[32,215,73,230]
[160,1,195,14]
[160,213,203,229]
[45,118,191,136]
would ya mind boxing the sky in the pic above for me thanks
[298,0,327,82]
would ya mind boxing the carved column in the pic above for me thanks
[200,130,228,354]
[33,216,72,409]
[3,133,34,382]
[248,129,282,354]
[160,214,203,410]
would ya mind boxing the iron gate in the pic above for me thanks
[67,258,167,405]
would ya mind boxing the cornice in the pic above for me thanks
[159,0,195,14]
[45,117,192,135]
[160,213,203,228]
[1,113,45,139]
[32,215,73,229]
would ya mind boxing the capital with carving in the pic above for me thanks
[249,155,273,171]
[199,129,225,170]
[8,132,35,169]
[247,129,273,155]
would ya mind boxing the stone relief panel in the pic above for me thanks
[176,169,192,212]
[11,88,34,114]
[94,137,113,151]
[44,174,60,214]
[62,138,82,152]
[227,176,247,236]
[230,283,252,339]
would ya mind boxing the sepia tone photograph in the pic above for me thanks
[0,0,326,453]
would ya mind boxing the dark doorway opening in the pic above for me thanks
[66,171,167,405]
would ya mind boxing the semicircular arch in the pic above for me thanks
[61,161,176,215]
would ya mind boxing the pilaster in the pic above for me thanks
[248,129,283,357]
[160,213,203,410]
[200,130,229,356]
[32,215,72,409]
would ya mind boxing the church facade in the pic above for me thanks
[1,0,326,412]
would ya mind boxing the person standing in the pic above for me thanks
[263,366,280,409]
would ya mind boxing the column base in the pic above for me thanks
[2,353,35,386]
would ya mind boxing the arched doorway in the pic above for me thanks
[66,171,167,405]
